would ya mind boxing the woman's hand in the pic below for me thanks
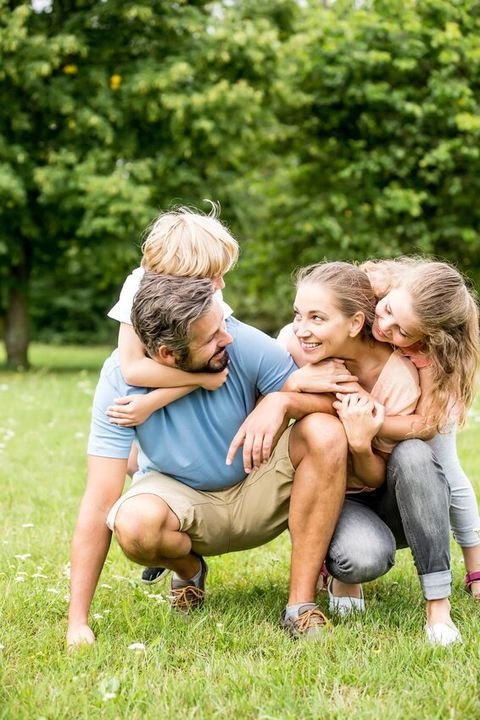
[334,393,385,452]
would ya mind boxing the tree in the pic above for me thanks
[0,0,292,364]
[234,0,480,331]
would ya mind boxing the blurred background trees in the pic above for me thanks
[1,0,479,367]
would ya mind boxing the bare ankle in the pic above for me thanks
[426,597,452,625]
[331,579,362,599]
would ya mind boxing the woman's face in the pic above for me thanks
[292,282,359,363]
[373,288,423,348]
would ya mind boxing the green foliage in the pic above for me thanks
[1,0,480,344]
[233,0,480,331]
[0,0,297,347]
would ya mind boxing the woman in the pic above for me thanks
[280,261,460,646]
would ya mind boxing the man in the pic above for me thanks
[67,273,347,646]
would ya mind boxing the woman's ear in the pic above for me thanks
[349,311,365,338]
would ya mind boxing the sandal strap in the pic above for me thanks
[319,562,329,581]
[465,571,480,586]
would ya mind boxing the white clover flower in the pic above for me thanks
[98,677,119,702]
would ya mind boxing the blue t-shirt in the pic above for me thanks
[88,317,297,491]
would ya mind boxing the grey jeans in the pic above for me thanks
[326,439,452,600]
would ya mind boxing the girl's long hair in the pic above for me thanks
[364,258,480,427]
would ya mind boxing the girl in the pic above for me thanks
[281,261,462,646]
[364,258,480,600]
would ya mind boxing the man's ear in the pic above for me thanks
[349,311,365,338]
[155,345,178,366]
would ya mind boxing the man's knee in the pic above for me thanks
[114,495,171,551]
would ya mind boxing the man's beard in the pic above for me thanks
[177,348,229,374]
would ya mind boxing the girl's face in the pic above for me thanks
[373,288,423,348]
[292,282,362,363]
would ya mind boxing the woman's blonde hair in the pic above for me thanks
[141,202,239,278]
[296,261,377,341]
[363,258,480,427]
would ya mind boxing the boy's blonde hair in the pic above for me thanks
[141,202,239,278]
[363,257,480,427]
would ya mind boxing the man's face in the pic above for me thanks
[177,300,233,373]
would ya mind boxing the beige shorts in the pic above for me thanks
[107,425,294,556]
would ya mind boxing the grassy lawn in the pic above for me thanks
[0,344,479,719]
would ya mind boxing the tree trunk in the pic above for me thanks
[4,238,31,370]
[5,284,30,369]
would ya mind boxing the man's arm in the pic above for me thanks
[226,390,336,474]
[227,355,361,474]
[67,455,127,648]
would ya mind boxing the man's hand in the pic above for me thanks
[333,393,385,452]
[226,393,288,473]
[286,359,359,394]
[66,623,95,650]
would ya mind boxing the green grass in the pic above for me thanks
[1,344,480,719]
